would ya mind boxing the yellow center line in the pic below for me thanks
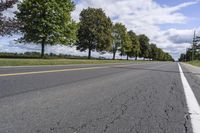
[0,63,151,77]
[0,66,109,77]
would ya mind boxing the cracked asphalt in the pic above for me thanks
[0,62,198,133]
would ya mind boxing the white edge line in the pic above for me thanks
[178,63,200,133]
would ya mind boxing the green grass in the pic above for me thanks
[187,60,200,67]
[0,58,138,66]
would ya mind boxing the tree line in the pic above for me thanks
[0,0,174,61]
[0,52,101,59]
[179,47,200,62]
[179,32,200,62]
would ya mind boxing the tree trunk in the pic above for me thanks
[113,51,116,60]
[127,55,129,60]
[88,48,91,59]
[41,40,45,59]
[135,56,137,60]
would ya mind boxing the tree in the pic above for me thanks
[149,44,157,60]
[111,24,132,60]
[16,0,76,58]
[0,0,19,35]
[111,23,129,60]
[138,34,150,60]
[123,33,132,60]
[76,8,112,59]
[127,31,140,60]
[164,53,173,61]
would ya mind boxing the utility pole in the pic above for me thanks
[192,30,196,61]
[185,47,187,62]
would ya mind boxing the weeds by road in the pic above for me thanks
[187,60,200,67]
[0,58,139,66]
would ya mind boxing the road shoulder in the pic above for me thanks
[180,63,200,107]
[181,63,200,79]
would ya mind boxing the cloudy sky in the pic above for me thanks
[1,0,200,60]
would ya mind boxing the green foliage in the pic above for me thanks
[127,31,141,60]
[179,53,186,62]
[111,23,131,59]
[76,8,113,59]
[119,30,132,58]
[187,60,200,67]
[0,58,133,66]
[16,0,76,58]
[138,34,150,59]
[149,44,157,60]
[179,46,200,62]
[1,1,173,61]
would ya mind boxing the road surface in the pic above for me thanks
[0,62,200,133]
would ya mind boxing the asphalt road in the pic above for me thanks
[0,62,199,133]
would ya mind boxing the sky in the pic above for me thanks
[1,0,200,60]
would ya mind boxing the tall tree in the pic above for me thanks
[123,33,132,60]
[149,43,157,60]
[156,48,165,61]
[111,24,132,59]
[127,31,140,60]
[179,53,186,62]
[111,23,129,60]
[76,8,112,59]
[16,0,76,58]
[138,34,149,60]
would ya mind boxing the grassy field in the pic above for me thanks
[187,60,200,67]
[0,58,138,66]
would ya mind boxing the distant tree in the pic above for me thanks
[111,26,132,60]
[138,34,150,60]
[127,31,140,60]
[164,53,173,61]
[156,48,167,61]
[186,48,193,61]
[16,0,76,58]
[111,24,132,60]
[76,8,112,59]
[0,0,19,35]
[111,23,129,60]
[149,43,157,60]
[123,33,132,60]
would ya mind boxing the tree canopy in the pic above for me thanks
[76,8,113,59]
[179,44,200,62]
[111,23,131,60]
[138,34,150,59]
[0,2,174,61]
[16,0,76,58]
[127,31,141,60]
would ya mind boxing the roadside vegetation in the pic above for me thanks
[187,61,200,67]
[0,58,136,66]
[179,33,200,66]
[0,0,174,63]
